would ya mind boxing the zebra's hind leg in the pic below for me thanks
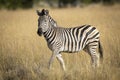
[56,54,66,71]
[84,44,100,68]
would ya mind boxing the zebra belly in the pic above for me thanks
[62,50,80,53]
[63,42,83,53]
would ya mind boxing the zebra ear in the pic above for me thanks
[36,10,41,16]
[41,9,49,15]
[45,9,49,15]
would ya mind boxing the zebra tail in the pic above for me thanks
[99,41,103,60]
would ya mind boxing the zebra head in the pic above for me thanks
[36,9,50,36]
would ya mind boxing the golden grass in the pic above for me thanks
[0,4,120,80]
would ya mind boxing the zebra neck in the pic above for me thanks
[43,27,56,45]
[43,26,55,38]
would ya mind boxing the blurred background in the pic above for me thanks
[0,0,119,9]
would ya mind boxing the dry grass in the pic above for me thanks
[0,4,120,80]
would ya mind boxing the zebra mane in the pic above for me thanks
[48,15,57,27]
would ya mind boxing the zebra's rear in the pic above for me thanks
[62,25,103,67]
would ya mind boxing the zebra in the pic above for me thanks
[36,9,103,71]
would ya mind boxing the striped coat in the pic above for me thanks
[43,25,99,53]
[37,9,103,71]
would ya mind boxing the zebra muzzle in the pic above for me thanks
[37,28,42,36]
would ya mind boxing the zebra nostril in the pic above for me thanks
[37,28,42,36]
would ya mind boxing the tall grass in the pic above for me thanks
[0,4,120,80]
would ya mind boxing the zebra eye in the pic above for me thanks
[44,19,47,22]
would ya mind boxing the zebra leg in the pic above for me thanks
[48,51,58,70]
[84,45,100,68]
[56,54,66,71]
[89,46,100,68]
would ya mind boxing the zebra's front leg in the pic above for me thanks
[48,51,58,70]
[56,54,66,71]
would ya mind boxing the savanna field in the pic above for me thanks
[0,4,120,80]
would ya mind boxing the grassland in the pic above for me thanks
[0,4,120,80]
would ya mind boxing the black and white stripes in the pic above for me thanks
[62,25,100,53]
[36,9,103,71]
